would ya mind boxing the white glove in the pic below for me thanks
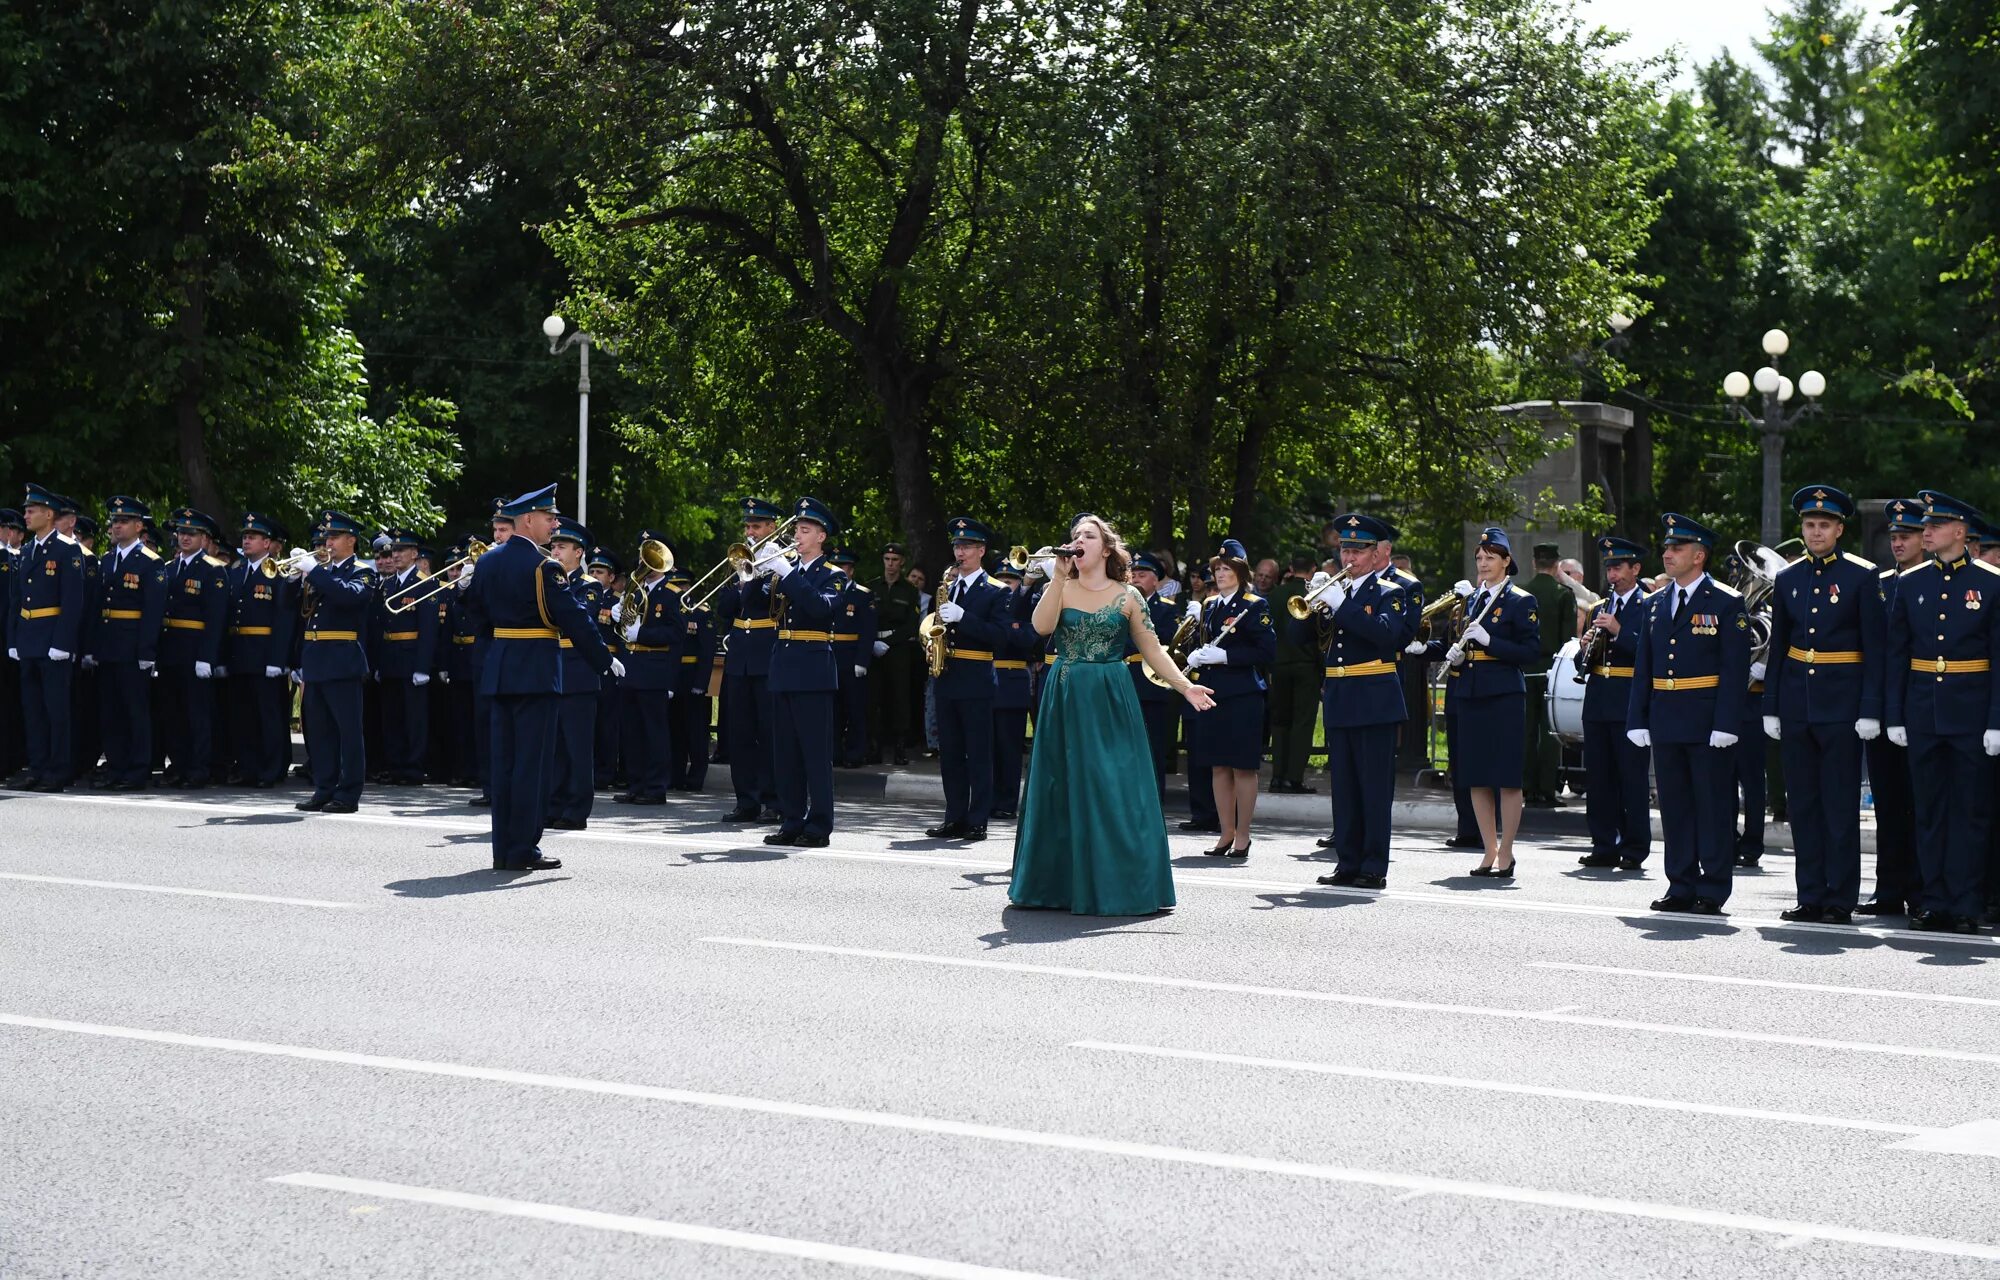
[872,640,889,657]
[139,660,155,672]
[1626,728,1651,748]
[289,668,302,683]
[412,673,430,687]
[1985,730,2000,757]
[4,648,14,660]
[608,657,627,679]
[667,689,675,698]
[1445,645,1467,668]
[1188,643,1227,668]
[1185,598,1202,621]
[81,655,99,670]
[284,547,317,575]
[1855,718,1880,740]
[1453,579,1474,599]
[938,600,965,623]
[265,665,283,678]
[439,671,450,685]
[194,661,212,679]
[1321,580,1349,613]
[853,664,867,679]
[1709,731,1738,749]
[764,554,795,580]
[1750,660,1767,682]
[1307,571,1333,594]
[1462,622,1490,647]
[48,647,70,662]
[1404,639,1429,655]
[457,561,475,586]
[213,664,228,677]
[622,620,641,643]
[1888,725,1907,747]
[1762,715,1782,741]
[876,629,895,641]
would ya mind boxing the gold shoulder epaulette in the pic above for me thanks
[203,554,228,568]
[663,582,684,594]
[1841,552,1876,570]
[1243,592,1262,603]
[139,545,161,561]
[1973,559,2000,578]
[849,583,871,594]
[1711,580,1742,598]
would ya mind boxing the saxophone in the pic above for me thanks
[919,568,958,678]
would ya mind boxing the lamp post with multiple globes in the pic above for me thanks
[1723,328,1826,547]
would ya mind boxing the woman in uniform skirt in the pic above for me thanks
[1430,528,1542,876]
[1185,540,1279,859]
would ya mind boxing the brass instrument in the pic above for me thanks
[281,545,332,580]
[1444,577,1505,665]
[1731,539,1786,667]
[259,556,281,580]
[1415,591,1464,642]
[619,539,675,628]
[1179,609,1243,682]
[1005,545,1031,573]
[919,567,959,678]
[384,540,488,614]
[1285,565,1361,620]
[1142,607,1206,688]
[685,514,799,608]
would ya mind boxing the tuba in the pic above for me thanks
[919,567,958,678]
[1731,539,1787,668]
[620,539,674,628]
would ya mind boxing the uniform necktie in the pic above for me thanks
[1676,588,1689,619]
[1472,589,1489,618]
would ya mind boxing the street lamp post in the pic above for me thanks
[1723,328,1826,547]
[544,314,595,527]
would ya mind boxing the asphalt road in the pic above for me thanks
[4,784,1997,1279]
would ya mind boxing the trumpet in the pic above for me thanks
[280,545,332,580]
[619,539,675,628]
[685,515,799,610]
[385,540,488,614]
[1285,565,1360,620]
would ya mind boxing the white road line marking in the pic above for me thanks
[0,872,366,910]
[1529,962,2000,1008]
[1069,1041,1930,1136]
[5,1013,1995,1264]
[271,1174,1073,1280]
[1886,1119,2000,1159]
[21,794,1999,948]
[702,937,2000,1067]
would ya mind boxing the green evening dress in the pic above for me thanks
[1009,589,1176,915]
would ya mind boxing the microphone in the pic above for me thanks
[1053,545,1081,558]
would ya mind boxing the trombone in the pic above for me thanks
[384,540,488,614]
[684,515,799,610]
[618,539,675,628]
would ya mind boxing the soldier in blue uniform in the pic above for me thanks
[87,497,167,790]
[459,485,620,871]
[829,547,876,770]
[668,563,715,790]
[1124,552,1182,801]
[615,532,680,805]
[156,510,230,789]
[759,497,846,846]
[1576,536,1653,870]
[586,545,628,791]
[291,510,378,812]
[1758,486,1886,923]
[1884,490,2000,933]
[1625,514,1752,914]
[990,556,1040,818]
[715,497,784,822]
[62,498,105,782]
[8,485,86,790]
[547,518,608,830]
[0,507,25,783]
[222,513,296,787]
[1178,564,1222,834]
[1185,538,1277,858]
[443,538,492,797]
[371,528,437,786]
[925,515,1012,842]
[1860,500,1927,916]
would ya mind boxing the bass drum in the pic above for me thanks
[1545,637,1587,747]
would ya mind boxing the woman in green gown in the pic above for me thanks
[1009,515,1216,915]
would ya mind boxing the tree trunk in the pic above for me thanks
[868,356,947,576]
[1229,271,1296,535]
[174,187,223,518]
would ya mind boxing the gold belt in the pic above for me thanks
[1786,647,1861,665]
[733,618,777,630]
[164,618,206,630]
[1469,651,1498,661]
[102,609,143,621]
[681,654,700,664]
[558,638,574,649]
[1915,657,1991,674]
[1591,664,1635,678]
[1324,660,1396,678]
[452,635,477,645]
[229,626,273,636]
[305,630,359,642]
[994,659,1029,670]
[950,649,995,661]
[1652,675,1720,690]
[382,631,419,642]
[777,629,833,642]
[493,627,558,640]
[19,607,60,620]
[832,633,860,641]
[629,644,675,653]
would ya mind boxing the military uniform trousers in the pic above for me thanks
[1731,733,1766,854]
[671,691,711,789]
[869,644,918,756]
[1182,701,1216,825]
[1653,741,1735,905]
[445,680,487,787]
[549,690,597,823]
[594,682,626,787]
[772,689,836,837]
[1522,673,1560,799]
[1326,722,1397,877]
[489,692,559,867]
[992,704,1028,815]
[725,672,777,810]
[158,662,216,784]
[838,665,869,766]
[1267,661,1320,788]
[303,677,365,805]
[380,675,430,783]
[1865,737,1917,905]
[20,656,74,784]
[1781,725,1862,910]
[1908,729,1991,920]
[1581,718,1650,860]
[72,664,101,779]
[936,691,995,827]
[1441,702,1478,841]
[622,688,672,798]
[1138,695,1173,798]
[225,671,291,785]
[97,660,153,785]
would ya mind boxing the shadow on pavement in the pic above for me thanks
[1425,875,1520,891]
[1615,915,1740,942]
[953,871,1014,891]
[384,871,572,897]
[1758,926,1887,957]
[198,813,306,827]
[1251,889,1375,913]
[977,908,1178,949]
[679,848,792,865]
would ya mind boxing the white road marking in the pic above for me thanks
[271,1173,1074,1280]
[1887,1120,2000,1160]
[0,872,365,910]
[1529,962,2000,1008]
[1069,1041,1930,1136]
[5,1012,1996,1264]
[703,937,2000,1067]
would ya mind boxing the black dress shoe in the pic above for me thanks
[1779,905,1824,922]
[626,795,666,806]
[548,818,586,830]
[719,807,761,822]
[893,751,909,766]
[1953,916,1983,935]
[1469,864,1497,877]
[470,795,492,808]
[961,826,988,842]
[1821,908,1853,925]
[524,856,563,870]
[1316,836,1337,849]
[1688,898,1724,915]
[1855,899,1905,916]
[36,780,69,794]
[1443,835,1483,850]
[1204,841,1231,857]
[756,807,784,824]
[1910,910,1955,932]
[1316,869,1358,886]
[1178,819,1221,833]
[1734,851,1763,868]
[110,779,144,791]
[792,833,830,848]
[926,821,968,839]
[1350,874,1387,889]
[321,800,358,814]
[989,809,1016,820]
[1577,853,1622,868]
[1650,895,1696,912]
[295,795,329,811]
[1616,857,1645,871]
[763,830,800,846]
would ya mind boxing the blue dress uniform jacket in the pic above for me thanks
[991,585,1042,816]
[222,557,296,786]
[834,578,877,767]
[672,598,716,789]
[92,543,168,664]
[715,573,778,814]
[1445,582,1540,791]
[1627,575,1751,906]
[933,570,1011,828]
[12,533,87,784]
[1885,552,2000,921]
[158,552,229,785]
[1296,571,1408,879]
[1579,586,1651,863]
[1866,564,1921,907]
[1580,589,1644,723]
[769,556,845,837]
[716,576,777,676]
[373,569,439,680]
[934,572,1011,700]
[1446,583,1541,697]
[769,558,844,694]
[1124,591,1181,790]
[1191,591,1276,773]
[1386,567,1427,645]
[223,560,296,673]
[619,575,681,801]
[1763,551,1886,725]
[299,557,378,806]
[559,573,610,696]
[549,570,610,825]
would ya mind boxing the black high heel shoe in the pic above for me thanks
[1495,859,1516,879]
[1226,840,1251,860]
[1204,840,1232,857]
[1469,863,1497,877]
